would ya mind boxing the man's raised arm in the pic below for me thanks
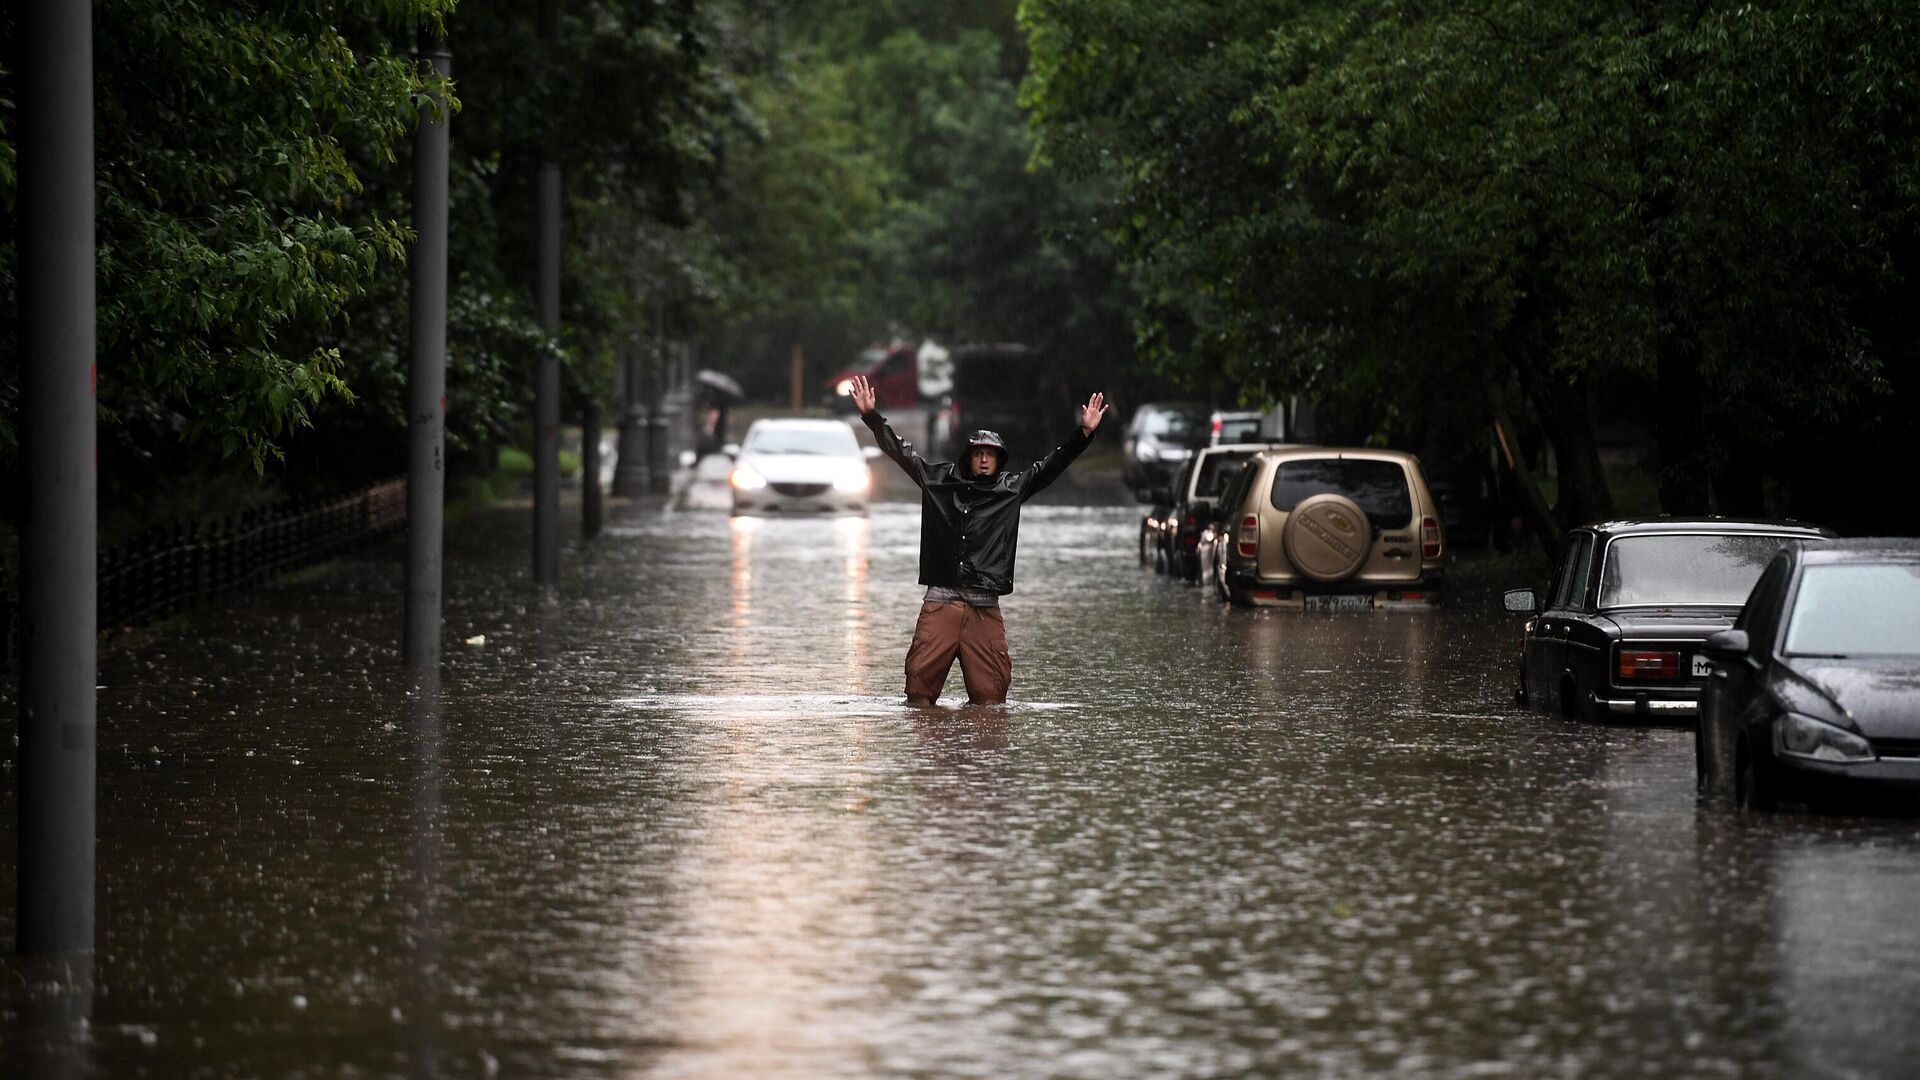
[1016,391,1112,502]
[851,375,930,488]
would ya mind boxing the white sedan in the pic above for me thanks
[729,418,878,515]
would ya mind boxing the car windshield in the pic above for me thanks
[1269,459,1412,529]
[1146,412,1199,439]
[1597,534,1792,608]
[1194,451,1259,499]
[1784,563,1920,657]
[746,426,858,456]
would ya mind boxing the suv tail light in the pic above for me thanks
[1618,648,1682,680]
[1211,418,1224,439]
[1421,516,1442,559]
[1235,513,1259,558]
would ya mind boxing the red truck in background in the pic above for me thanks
[824,341,951,413]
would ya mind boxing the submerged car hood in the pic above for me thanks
[1777,658,1920,740]
[738,451,865,485]
[1601,607,1740,639]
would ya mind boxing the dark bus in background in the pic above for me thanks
[932,344,1073,466]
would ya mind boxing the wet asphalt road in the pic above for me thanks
[4,495,1920,1078]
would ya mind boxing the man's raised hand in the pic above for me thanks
[1079,392,1112,436]
[849,375,878,415]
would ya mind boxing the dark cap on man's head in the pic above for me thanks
[965,429,1006,464]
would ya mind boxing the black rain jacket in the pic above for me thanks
[862,409,1092,595]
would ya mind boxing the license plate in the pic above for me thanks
[1690,655,1713,677]
[1305,594,1374,613]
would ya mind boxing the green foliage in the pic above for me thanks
[1024,0,1920,527]
[703,4,1135,396]
[1,0,454,477]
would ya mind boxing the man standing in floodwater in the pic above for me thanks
[849,374,1111,705]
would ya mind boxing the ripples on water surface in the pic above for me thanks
[3,500,1919,1078]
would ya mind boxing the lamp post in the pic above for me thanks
[405,25,452,670]
[532,0,562,587]
[16,0,98,958]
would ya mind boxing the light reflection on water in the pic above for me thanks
[0,500,1917,1078]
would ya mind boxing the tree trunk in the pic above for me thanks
[1656,345,1710,514]
[1513,359,1615,530]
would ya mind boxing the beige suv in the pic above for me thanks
[1209,447,1444,610]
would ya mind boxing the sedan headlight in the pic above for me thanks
[835,378,855,397]
[1775,712,1874,763]
[730,465,768,491]
[832,467,870,493]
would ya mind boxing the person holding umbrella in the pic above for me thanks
[849,374,1111,705]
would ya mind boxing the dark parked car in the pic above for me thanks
[1122,402,1206,500]
[1141,444,1281,581]
[1504,519,1833,722]
[1697,538,1920,810]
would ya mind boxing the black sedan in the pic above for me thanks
[1504,519,1832,722]
[1697,538,1920,810]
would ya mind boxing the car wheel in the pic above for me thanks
[1736,738,1779,812]
[1153,545,1170,575]
[1212,559,1231,602]
[1138,528,1152,568]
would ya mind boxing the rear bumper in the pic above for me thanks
[1225,568,1444,609]
[1590,693,1700,719]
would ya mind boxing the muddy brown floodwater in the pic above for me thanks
[4,498,1920,1078]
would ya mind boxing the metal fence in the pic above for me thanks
[3,478,407,664]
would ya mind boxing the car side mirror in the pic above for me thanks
[721,442,740,459]
[1703,628,1751,660]
[1502,588,1538,614]
[862,445,882,460]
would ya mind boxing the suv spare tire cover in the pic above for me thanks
[1282,493,1372,583]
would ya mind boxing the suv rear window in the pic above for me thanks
[1194,450,1260,500]
[1212,415,1262,443]
[1269,459,1413,529]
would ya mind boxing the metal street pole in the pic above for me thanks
[17,0,98,957]
[580,402,602,537]
[532,0,562,586]
[611,342,648,497]
[405,26,451,670]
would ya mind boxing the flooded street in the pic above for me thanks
[5,497,1920,1078]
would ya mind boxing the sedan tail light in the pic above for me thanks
[1617,649,1682,680]
[1235,513,1259,558]
[1421,516,1442,559]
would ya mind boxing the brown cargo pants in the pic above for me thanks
[905,601,1011,705]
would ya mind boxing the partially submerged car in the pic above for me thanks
[729,419,878,515]
[1504,519,1833,723]
[1142,444,1284,581]
[1211,447,1446,610]
[1697,538,1920,810]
